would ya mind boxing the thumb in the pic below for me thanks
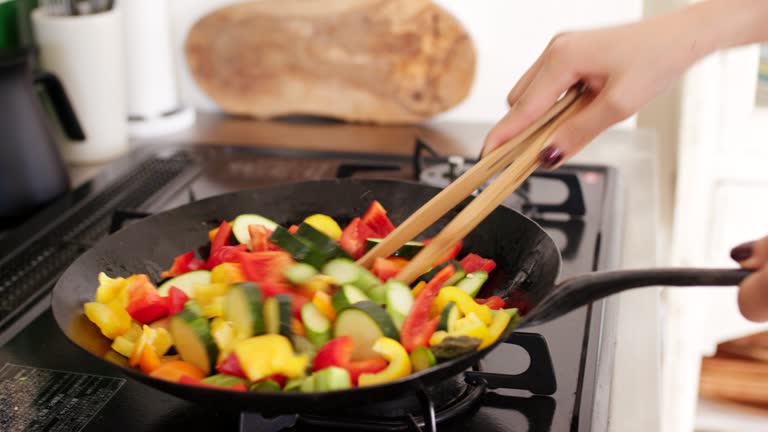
[539,88,629,169]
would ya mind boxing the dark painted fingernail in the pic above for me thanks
[539,145,563,169]
[730,241,754,261]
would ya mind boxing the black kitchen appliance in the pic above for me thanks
[0,49,84,225]
[0,134,623,432]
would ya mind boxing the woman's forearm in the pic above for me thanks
[684,0,768,58]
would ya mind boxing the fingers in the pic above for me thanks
[483,61,578,158]
[507,34,569,107]
[737,268,768,322]
[538,84,630,169]
[731,236,768,322]
[732,235,768,270]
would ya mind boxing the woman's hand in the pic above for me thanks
[731,236,768,322]
[481,0,768,168]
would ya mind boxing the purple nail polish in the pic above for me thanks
[539,146,563,169]
[730,241,754,262]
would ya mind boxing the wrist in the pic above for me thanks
[684,0,768,55]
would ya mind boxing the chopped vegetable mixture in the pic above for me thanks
[83,200,520,392]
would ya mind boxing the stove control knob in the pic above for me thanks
[447,155,465,180]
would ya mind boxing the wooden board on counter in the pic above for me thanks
[185,0,476,125]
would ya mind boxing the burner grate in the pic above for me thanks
[0,154,191,331]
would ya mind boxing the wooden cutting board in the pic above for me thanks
[185,0,476,124]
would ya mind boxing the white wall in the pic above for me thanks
[166,0,643,123]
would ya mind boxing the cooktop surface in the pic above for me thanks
[0,142,622,432]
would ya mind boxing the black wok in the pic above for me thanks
[51,179,748,414]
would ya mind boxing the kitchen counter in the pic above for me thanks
[68,112,662,432]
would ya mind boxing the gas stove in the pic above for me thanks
[0,138,621,432]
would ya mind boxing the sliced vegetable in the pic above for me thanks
[95,272,128,305]
[111,335,135,358]
[291,317,306,337]
[158,270,211,297]
[301,303,331,348]
[215,351,247,379]
[360,200,396,238]
[211,316,236,355]
[149,360,206,383]
[338,217,377,259]
[437,302,461,332]
[312,291,336,321]
[300,375,316,392]
[459,253,497,274]
[161,251,205,279]
[232,214,278,245]
[303,214,343,241]
[224,282,264,338]
[168,309,218,375]
[284,377,305,392]
[247,224,279,252]
[331,284,370,312]
[422,239,463,266]
[371,257,403,282]
[429,336,482,362]
[429,330,449,346]
[384,281,413,329]
[312,336,387,385]
[400,264,456,352]
[312,366,352,391]
[126,292,168,324]
[166,286,190,316]
[475,295,506,310]
[295,222,350,260]
[357,337,411,387]
[268,226,327,269]
[333,300,399,360]
[238,250,294,283]
[152,327,173,355]
[485,307,513,348]
[202,373,250,389]
[233,334,308,381]
[434,286,493,325]
[297,274,334,299]
[451,312,492,348]
[455,271,489,298]
[250,379,282,392]
[365,238,424,259]
[205,244,248,270]
[210,262,246,285]
[367,284,387,305]
[410,346,437,372]
[264,294,293,338]
[84,301,131,339]
[209,220,232,253]
[413,261,461,286]
[138,343,162,373]
[283,263,318,285]
[322,258,381,291]
[193,282,230,318]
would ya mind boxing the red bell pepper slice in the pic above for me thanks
[216,352,248,379]
[459,253,497,274]
[126,292,169,324]
[288,224,300,234]
[206,244,248,269]
[248,224,280,252]
[313,336,388,385]
[400,264,456,352]
[360,200,396,237]
[339,217,377,259]
[475,295,506,310]
[371,257,406,282]
[161,251,205,278]
[126,274,159,305]
[165,286,189,316]
[238,250,294,283]
[210,220,232,252]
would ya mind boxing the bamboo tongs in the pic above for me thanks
[357,86,588,285]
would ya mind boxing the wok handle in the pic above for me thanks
[526,268,752,325]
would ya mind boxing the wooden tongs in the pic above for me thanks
[357,86,588,284]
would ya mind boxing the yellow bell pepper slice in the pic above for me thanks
[358,337,412,387]
[303,214,343,240]
[434,286,493,325]
[451,312,493,349]
[84,301,131,340]
[411,281,427,297]
[210,263,246,284]
[152,327,173,355]
[111,336,135,358]
[95,272,128,305]
[234,334,308,382]
[486,309,513,347]
[429,330,449,346]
